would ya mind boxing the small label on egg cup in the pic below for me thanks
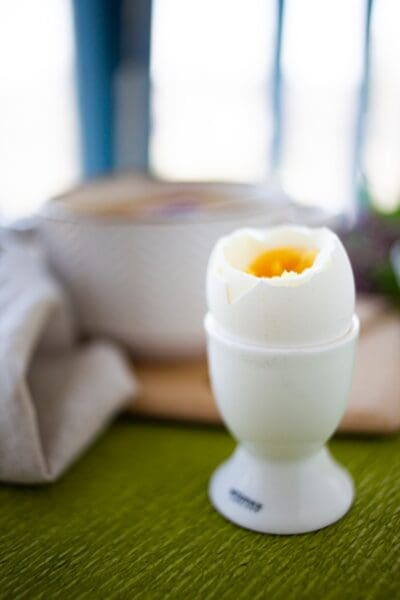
[205,313,359,535]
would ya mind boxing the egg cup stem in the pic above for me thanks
[209,445,354,535]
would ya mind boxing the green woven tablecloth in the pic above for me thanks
[0,418,399,599]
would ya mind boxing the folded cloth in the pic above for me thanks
[0,236,137,483]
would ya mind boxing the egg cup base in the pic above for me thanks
[209,444,354,535]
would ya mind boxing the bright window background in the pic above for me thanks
[0,0,79,221]
[279,0,365,214]
[363,0,400,212]
[150,0,371,214]
[150,0,276,182]
[0,0,398,221]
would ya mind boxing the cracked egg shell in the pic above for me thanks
[206,225,355,347]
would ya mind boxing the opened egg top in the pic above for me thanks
[246,246,318,278]
[206,225,355,347]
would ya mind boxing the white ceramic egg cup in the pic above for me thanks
[205,313,359,535]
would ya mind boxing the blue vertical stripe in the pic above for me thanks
[271,0,285,172]
[72,0,122,177]
[355,0,374,211]
[116,0,152,170]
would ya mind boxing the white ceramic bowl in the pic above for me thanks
[38,174,292,357]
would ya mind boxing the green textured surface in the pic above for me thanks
[0,418,399,600]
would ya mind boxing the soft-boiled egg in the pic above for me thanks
[206,225,355,347]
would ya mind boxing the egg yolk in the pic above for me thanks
[246,246,318,278]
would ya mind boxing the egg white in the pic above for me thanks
[206,225,355,347]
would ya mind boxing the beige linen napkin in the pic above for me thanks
[0,239,137,483]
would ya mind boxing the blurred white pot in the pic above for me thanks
[37,173,327,358]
